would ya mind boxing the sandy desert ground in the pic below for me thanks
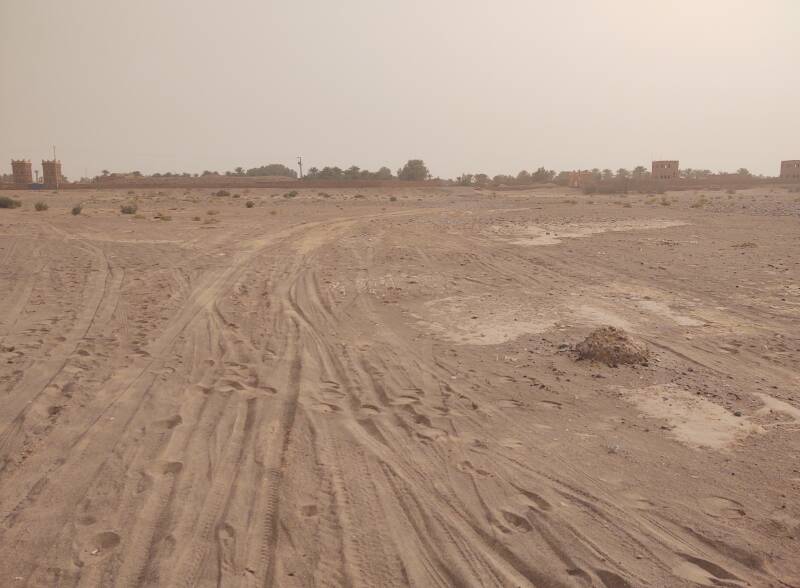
[0,185,798,587]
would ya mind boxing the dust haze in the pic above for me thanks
[2,1,799,177]
[1,2,799,588]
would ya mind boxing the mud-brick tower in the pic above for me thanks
[11,160,33,185]
[42,160,63,189]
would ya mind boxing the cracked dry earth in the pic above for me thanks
[0,186,798,587]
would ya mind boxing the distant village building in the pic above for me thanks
[652,160,679,180]
[11,159,33,185]
[568,170,594,188]
[42,159,63,188]
[780,160,800,180]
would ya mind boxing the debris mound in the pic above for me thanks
[575,326,649,367]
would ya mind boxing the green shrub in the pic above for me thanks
[120,203,138,214]
[35,201,49,211]
[283,190,298,199]
[0,196,22,209]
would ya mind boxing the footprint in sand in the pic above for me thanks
[698,496,746,519]
[672,553,743,587]
[513,486,551,511]
[457,460,490,478]
[155,414,182,430]
[92,531,121,551]
[497,399,524,409]
[500,509,532,533]
[595,569,633,588]
[311,402,342,414]
[499,438,524,450]
[358,403,381,415]
[161,461,183,475]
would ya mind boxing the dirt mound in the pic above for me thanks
[575,326,649,366]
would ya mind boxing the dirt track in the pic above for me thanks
[1,186,798,587]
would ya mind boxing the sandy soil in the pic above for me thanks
[0,185,798,587]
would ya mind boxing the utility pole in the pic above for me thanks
[297,155,303,179]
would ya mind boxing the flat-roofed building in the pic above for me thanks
[652,160,679,181]
[780,160,800,180]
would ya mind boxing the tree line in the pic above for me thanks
[90,161,762,184]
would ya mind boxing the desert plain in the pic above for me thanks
[0,185,798,587]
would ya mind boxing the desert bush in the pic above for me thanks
[120,203,138,214]
[34,201,49,211]
[71,204,82,215]
[660,197,670,206]
[158,215,172,221]
[206,210,218,215]
[318,192,331,198]
[245,200,255,208]
[354,194,366,199]
[233,193,240,198]
[283,191,298,199]
[726,189,736,195]
[622,202,632,208]
[127,190,135,195]
[214,190,230,197]
[269,210,277,215]
[192,216,201,221]
[389,196,397,202]
[0,196,22,209]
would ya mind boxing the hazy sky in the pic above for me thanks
[2,0,798,179]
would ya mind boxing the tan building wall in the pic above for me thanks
[780,160,800,180]
[42,160,63,188]
[11,160,33,185]
[652,160,679,180]
[568,170,595,188]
